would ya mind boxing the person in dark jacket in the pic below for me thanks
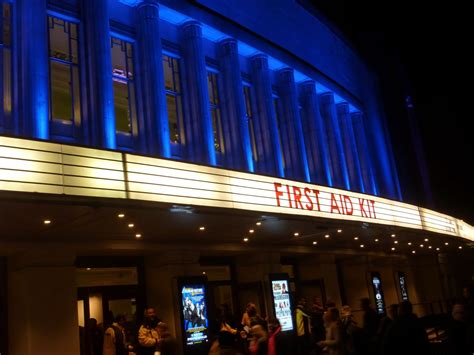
[267,317,290,355]
[383,300,430,355]
[446,304,470,355]
[156,322,179,355]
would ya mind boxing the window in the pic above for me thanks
[111,37,137,136]
[0,2,12,129]
[243,84,258,163]
[273,96,285,170]
[48,16,80,125]
[163,54,184,145]
[207,71,224,153]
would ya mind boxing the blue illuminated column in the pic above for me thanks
[249,54,284,177]
[17,0,49,139]
[218,38,253,171]
[319,93,351,190]
[299,81,332,186]
[351,112,377,195]
[136,0,170,157]
[180,21,215,165]
[336,103,364,192]
[276,68,310,182]
[82,0,116,149]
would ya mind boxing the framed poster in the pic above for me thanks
[269,273,294,331]
[397,272,409,301]
[370,272,386,315]
[178,277,210,349]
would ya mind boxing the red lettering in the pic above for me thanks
[293,186,303,209]
[304,187,313,210]
[286,184,293,208]
[359,198,368,218]
[339,194,346,214]
[312,190,321,211]
[370,200,376,219]
[274,183,284,207]
[343,195,353,215]
[331,193,341,214]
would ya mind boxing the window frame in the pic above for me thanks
[206,67,225,160]
[242,81,259,165]
[0,1,12,132]
[46,12,81,142]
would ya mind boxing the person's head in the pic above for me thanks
[462,286,472,299]
[156,322,171,338]
[298,297,307,307]
[341,305,352,317]
[144,307,158,326]
[387,304,399,320]
[360,297,371,311]
[282,283,287,290]
[452,304,466,322]
[324,307,340,324]
[398,300,413,317]
[267,317,281,333]
[115,314,126,327]
[246,303,257,317]
[325,299,336,308]
[88,318,98,328]
[105,310,115,326]
[313,296,322,305]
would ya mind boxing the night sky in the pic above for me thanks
[308,0,473,224]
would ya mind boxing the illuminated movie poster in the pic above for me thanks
[370,272,386,315]
[271,280,294,331]
[181,284,209,346]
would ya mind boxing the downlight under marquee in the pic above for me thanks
[0,136,473,242]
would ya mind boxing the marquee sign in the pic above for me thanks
[0,136,473,241]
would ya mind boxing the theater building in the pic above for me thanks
[0,0,472,354]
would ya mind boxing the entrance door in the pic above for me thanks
[76,265,144,355]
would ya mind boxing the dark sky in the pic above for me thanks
[309,0,473,224]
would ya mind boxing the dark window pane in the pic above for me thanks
[49,18,71,61]
[111,39,127,80]
[173,58,181,93]
[166,94,179,143]
[2,3,11,46]
[113,80,130,133]
[3,49,12,115]
[163,56,174,91]
[72,66,81,125]
[70,23,78,64]
[50,61,73,121]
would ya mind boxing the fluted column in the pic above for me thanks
[136,0,171,157]
[218,38,253,171]
[276,68,310,181]
[337,103,364,192]
[249,54,284,177]
[319,93,350,189]
[352,112,376,194]
[17,0,49,139]
[180,21,215,165]
[82,0,116,149]
[299,81,332,186]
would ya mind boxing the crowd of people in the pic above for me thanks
[80,285,474,355]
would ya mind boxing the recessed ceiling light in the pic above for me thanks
[249,229,255,234]
[337,229,342,233]
[243,237,249,242]
[458,246,463,250]
[199,226,205,231]
[354,237,359,240]
[412,250,416,254]
[135,234,142,238]
[424,238,429,242]
[391,247,395,251]
[44,220,51,225]
[202,271,206,275]
[313,241,318,245]
[325,234,330,238]
[256,222,262,226]
[391,234,396,238]
[86,268,91,271]
[428,246,432,249]
[394,241,398,244]
[420,244,424,248]
[436,247,440,251]
[294,232,300,237]
[360,244,364,248]
[375,239,379,242]
[128,223,134,228]
[445,242,449,245]
[118,213,125,218]
[408,242,412,245]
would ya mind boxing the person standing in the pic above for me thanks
[267,317,290,355]
[103,313,128,355]
[317,308,345,355]
[137,307,160,355]
[155,322,179,355]
[296,298,312,355]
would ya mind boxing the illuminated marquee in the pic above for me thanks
[0,136,473,241]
